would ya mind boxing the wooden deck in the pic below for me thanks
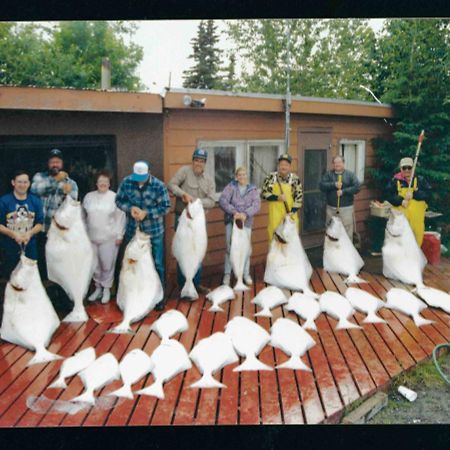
[0,258,449,427]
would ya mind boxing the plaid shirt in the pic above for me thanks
[30,171,79,232]
[115,174,171,241]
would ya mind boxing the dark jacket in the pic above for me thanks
[319,169,360,207]
[384,173,431,206]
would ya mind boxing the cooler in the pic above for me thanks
[421,232,441,265]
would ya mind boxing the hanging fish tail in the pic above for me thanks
[108,384,134,400]
[233,355,273,372]
[108,320,134,335]
[276,355,312,372]
[190,373,226,389]
[181,280,199,300]
[48,377,68,389]
[62,306,89,323]
[71,390,95,405]
[27,348,63,367]
[233,278,250,292]
[336,318,361,330]
[136,380,165,399]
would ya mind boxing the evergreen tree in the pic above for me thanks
[220,53,238,91]
[183,20,223,89]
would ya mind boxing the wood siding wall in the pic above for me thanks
[163,109,392,281]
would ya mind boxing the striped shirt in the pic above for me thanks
[30,171,78,232]
[115,175,171,241]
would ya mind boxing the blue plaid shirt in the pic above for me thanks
[30,171,79,232]
[115,174,171,241]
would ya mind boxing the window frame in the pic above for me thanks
[339,139,366,184]
[197,139,285,199]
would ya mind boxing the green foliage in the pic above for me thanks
[369,19,450,229]
[0,21,144,90]
[183,20,223,89]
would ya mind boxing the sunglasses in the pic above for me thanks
[401,166,413,170]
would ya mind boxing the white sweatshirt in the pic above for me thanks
[82,190,126,244]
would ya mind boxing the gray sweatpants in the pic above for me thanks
[326,205,354,241]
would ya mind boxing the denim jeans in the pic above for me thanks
[224,222,252,277]
[175,213,202,288]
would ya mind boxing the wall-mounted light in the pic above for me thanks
[183,95,207,108]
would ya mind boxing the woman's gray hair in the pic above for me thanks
[332,155,345,163]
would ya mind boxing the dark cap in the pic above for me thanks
[278,153,292,163]
[49,148,63,160]
[192,148,208,161]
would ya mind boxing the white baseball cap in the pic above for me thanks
[131,160,149,182]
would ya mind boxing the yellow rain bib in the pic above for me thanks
[393,177,427,246]
[267,178,299,241]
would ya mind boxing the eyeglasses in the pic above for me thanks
[401,166,413,170]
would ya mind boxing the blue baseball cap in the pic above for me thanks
[49,148,63,160]
[131,160,150,182]
[192,148,208,161]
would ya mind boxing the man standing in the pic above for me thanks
[115,160,171,310]
[385,157,431,246]
[261,153,303,241]
[168,148,216,295]
[31,148,78,278]
[0,170,44,278]
[320,155,360,241]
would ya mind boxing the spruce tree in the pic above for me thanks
[183,20,223,89]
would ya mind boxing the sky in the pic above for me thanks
[132,19,386,93]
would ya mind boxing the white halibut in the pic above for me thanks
[136,340,191,399]
[270,318,315,371]
[251,286,288,318]
[1,255,62,366]
[323,215,366,284]
[150,309,189,343]
[319,291,361,330]
[49,347,96,389]
[382,210,427,287]
[206,285,235,312]
[264,215,316,297]
[345,287,386,324]
[71,353,120,405]
[224,316,272,372]
[414,287,450,314]
[172,199,208,300]
[46,195,95,322]
[189,332,238,389]
[230,219,251,291]
[385,288,433,327]
[108,349,154,399]
[111,230,163,334]
[285,293,322,331]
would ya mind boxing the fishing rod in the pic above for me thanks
[407,130,425,193]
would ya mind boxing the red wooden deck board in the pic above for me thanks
[328,272,402,380]
[0,320,97,427]
[313,269,376,398]
[215,290,243,425]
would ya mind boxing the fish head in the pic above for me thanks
[126,232,151,263]
[53,195,81,231]
[386,209,406,238]
[9,254,37,291]
[325,215,344,241]
[185,198,204,220]
[274,215,296,244]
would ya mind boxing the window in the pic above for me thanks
[340,139,366,183]
[199,140,284,198]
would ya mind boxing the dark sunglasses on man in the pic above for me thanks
[401,166,413,170]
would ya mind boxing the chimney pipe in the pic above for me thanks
[101,57,111,90]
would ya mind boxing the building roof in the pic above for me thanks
[0,85,394,119]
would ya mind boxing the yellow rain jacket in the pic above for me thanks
[261,172,303,241]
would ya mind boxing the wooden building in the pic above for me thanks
[0,85,395,284]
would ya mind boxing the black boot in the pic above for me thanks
[155,300,166,311]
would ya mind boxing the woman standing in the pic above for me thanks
[219,166,261,286]
[83,171,125,304]
[0,170,44,278]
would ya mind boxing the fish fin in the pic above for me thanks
[233,281,250,292]
[107,321,134,335]
[62,307,88,323]
[190,374,226,389]
[303,319,318,331]
[136,381,165,399]
[254,309,272,318]
[413,315,433,327]
[233,357,273,372]
[71,390,95,405]
[208,304,224,313]
[344,275,367,284]
[363,312,386,324]
[276,356,311,372]
[181,280,198,300]
[108,384,133,400]
[336,318,361,330]
[27,349,63,367]
[48,377,68,389]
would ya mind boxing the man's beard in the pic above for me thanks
[49,167,60,176]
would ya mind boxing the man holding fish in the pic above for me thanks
[115,160,171,310]
[320,155,360,241]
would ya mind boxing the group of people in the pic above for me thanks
[0,146,431,314]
